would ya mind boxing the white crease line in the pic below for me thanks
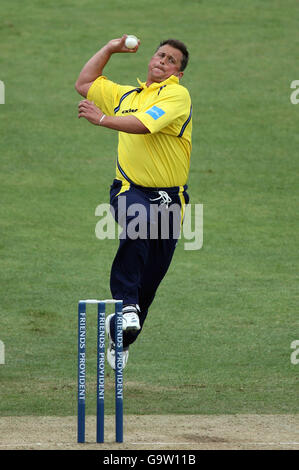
[131,441,299,446]
[131,443,198,446]
[0,443,43,447]
[251,442,299,446]
[0,441,298,448]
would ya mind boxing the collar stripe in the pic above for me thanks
[114,88,142,114]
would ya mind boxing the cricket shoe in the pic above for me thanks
[122,304,141,331]
[105,313,129,371]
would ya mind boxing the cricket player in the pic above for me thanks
[76,35,192,369]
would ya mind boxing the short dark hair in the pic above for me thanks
[156,39,189,71]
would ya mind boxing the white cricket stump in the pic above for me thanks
[0,81,5,104]
[0,340,5,364]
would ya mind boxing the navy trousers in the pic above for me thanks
[109,179,189,347]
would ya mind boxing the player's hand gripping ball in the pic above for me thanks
[125,35,138,49]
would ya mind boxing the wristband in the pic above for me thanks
[99,114,106,125]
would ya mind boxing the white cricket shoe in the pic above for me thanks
[105,314,129,371]
[122,304,141,331]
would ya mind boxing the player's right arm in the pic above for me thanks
[75,35,139,97]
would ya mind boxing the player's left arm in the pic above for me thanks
[78,99,149,134]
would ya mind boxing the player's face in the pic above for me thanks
[147,45,184,85]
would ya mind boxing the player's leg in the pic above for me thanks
[121,235,178,346]
[122,190,188,345]
[109,179,151,305]
[107,180,150,367]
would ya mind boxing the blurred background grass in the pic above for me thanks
[0,0,298,416]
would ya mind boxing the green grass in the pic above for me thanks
[0,0,298,417]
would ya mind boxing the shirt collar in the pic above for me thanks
[137,75,179,89]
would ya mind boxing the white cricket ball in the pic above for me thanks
[125,35,138,49]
